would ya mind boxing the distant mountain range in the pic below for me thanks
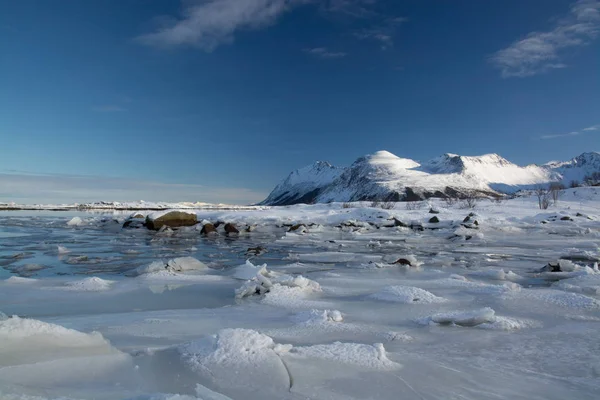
[260,151,600,205]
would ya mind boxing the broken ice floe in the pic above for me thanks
[126,257,208,277]
[234,265,321,300]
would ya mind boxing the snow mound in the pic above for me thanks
[0,316,115,367]
[63,277,115,292]
[419,307,497,327]
[290,341,400,370]
[4,276,38,284]
[179,329,292,392]
[369,286,447,304]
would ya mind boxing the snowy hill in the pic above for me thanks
[261,151,600,205]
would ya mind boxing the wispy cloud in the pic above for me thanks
[352,16,407,49]
[323,0,379,19]
[539,123,599,139]
[92,105,127,113]
[583,124,600,131]
[136,0,310,51]
[490,0,600,78]
[0,172,266,205]
[540,131,581,140]
[303,47,347,58]
[136,1,401,52]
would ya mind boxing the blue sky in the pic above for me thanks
[1,0,599,204]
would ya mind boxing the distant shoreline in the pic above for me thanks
[0,206,258,212]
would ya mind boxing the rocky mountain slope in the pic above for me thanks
[260,151,600,205]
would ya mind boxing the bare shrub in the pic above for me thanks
[549,182,565,205]
[442,196,458,207]
[405,201,423,210]
[569,180,580,188]
[535,186,551,210]
[459,193,479,209]
[342,202,353,209]
[370,201,381,208]
[380,201,395,210]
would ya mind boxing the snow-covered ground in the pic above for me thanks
[1,188,599,399]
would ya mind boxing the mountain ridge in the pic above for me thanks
[260,151,600,205]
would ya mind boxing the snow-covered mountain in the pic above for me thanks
[260,161,343,206]
[260,150,600,205]
[545,152,600,185]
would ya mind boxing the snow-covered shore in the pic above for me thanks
[0,187,599,399]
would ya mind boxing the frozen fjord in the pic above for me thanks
[0,188,600,399]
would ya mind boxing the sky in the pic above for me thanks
[1,0,599,204]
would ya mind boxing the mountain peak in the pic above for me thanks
[261,150,599,205]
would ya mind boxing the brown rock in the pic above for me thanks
[201,223,217,235]
[429,216,440,223]
[146,211,197,231]
[224,223,239,234]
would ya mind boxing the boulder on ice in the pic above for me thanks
[146,211,198,230]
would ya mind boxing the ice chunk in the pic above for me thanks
[232,260,268,280]
[166,257,208,272]
[0,316,116,367]
[235,265,321,300]
[127,261,167,277]
[369,286,447,304]
[127,257,207,277]
[57,245,70,254]
[67,217,85,227]
[421,307,497,327]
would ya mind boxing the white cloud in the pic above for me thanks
[136,0,310,50]
[490,0,600,78]
[540,131,581,140]
[539,123,599,139]
[136,1,396,51]
[583,124,600,131]
[304,47,347,58]
[92,105,127,112]
[0,173,266,205]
